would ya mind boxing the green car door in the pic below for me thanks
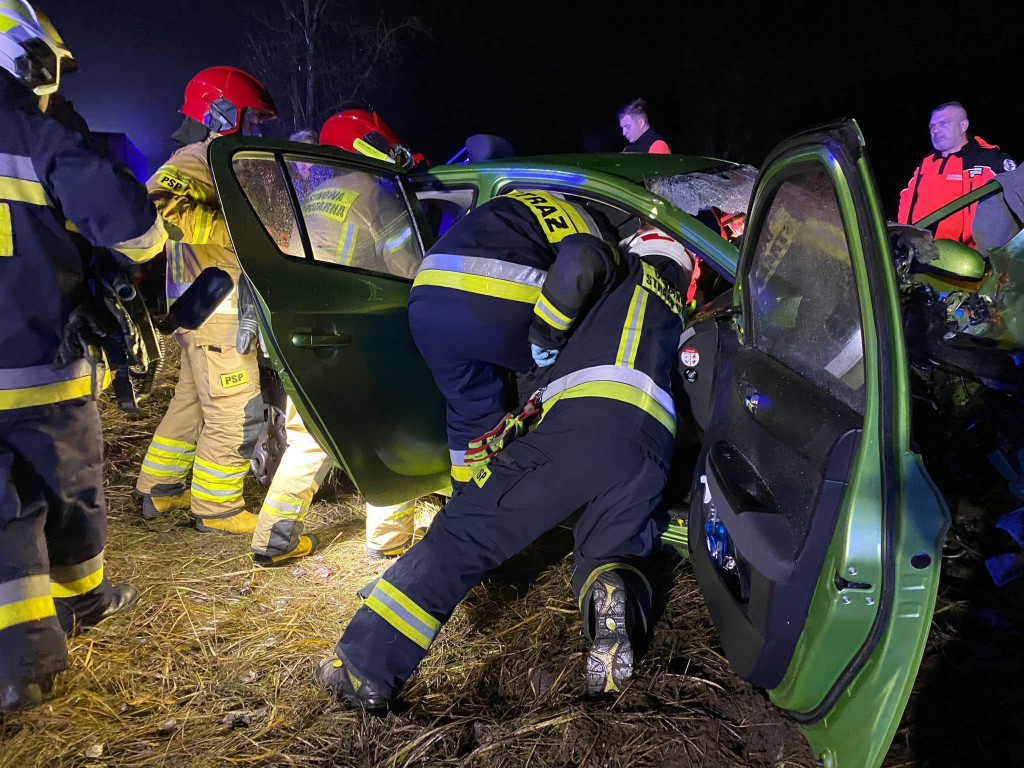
[208,137,450,505]
[688,120,949,768]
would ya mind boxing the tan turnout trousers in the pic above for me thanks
[136,332,261,521]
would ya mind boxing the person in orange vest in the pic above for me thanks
[618,98,670,154]
[897,102,1015,248]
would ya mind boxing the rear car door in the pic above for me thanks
[688,121,949,768]
[208,137,449,505]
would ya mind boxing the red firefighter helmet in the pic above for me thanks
[180,66,276,136]
[320,109,425,169]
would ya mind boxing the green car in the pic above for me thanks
[206,119,949,768]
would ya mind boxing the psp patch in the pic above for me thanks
[220,370,249,388]
[473,465,492,488]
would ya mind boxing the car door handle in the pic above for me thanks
[291,332,352,349]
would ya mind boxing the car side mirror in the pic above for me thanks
[156,267,234,334]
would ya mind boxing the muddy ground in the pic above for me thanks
[1,355,1022,768]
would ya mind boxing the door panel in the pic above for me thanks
[209,137,450,505]
[689,122,949,768]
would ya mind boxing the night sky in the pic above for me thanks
[48,0,1024,217]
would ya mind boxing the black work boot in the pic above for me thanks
[0,673,54,714]
[584,571,637,694]
[66,584,140,635]
[316,655,391,715]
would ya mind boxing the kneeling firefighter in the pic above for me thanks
[318,226,694,709]
[246,113,428,563]
[406,187,618,491]
[0,1,169,712]
[135,66,277,534]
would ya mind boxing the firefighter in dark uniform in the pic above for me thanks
[317,226,694,710]
[407,189,615,489]
[0,1,167,712]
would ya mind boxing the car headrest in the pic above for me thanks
[465,134,515,162]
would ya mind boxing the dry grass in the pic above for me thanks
[0,348,814,768]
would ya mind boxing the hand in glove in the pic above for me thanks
[531,343,559,368]
[53,301,115,368]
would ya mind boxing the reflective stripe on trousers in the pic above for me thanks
[412,253,547,304]
[364,577,441,650]
[0,575,55,632]
[0,359,95,410]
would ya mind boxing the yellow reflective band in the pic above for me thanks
[0,177,47,206]
[261,491,310,520]
[0,595,56,631]
[64,219,79,233]
[0,374,92,410]
[384,501,416,522]
[0,17,17,33]
[544,380,675,435]
[194,457,249,475]
[577,563,652,609]
[366,578,441,650]
[414,270,541,304]
[190,484,244,502]
[333,222,359,265]
[450,464,475,483]
[152,435,197,452]
[145,447,195,464]
[0,202,11,257]
[615,286,648,369]
[535,293,573,330]
[113,218,169,263]
[504,189,592,244]
[192,474,244,491]
[352,137,391,162]
[375,579,440,633]
[51,565,104,599]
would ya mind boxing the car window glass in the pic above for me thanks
[415,187,476,238]
[746,167,865,413]
[232,155,305,258]
[231,152,421,280]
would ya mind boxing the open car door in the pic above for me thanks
[208,136,450,505]
[688,121,949,768]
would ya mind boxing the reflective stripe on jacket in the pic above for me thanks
[0,70,163,371]
[411,191,603,303]
[537,255,688,438]
[147,140,240,346]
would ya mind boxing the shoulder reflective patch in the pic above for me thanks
[0,203,12,257]
[220,370,249,388]
[504,189,591,243]
[302,188,360,224]
[641,262,684,314]
[473,465,491,488]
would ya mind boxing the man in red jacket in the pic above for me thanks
[898,102,1015,248]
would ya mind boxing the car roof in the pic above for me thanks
[455,152,734,186]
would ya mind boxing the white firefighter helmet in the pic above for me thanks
[624,226,695,273]
[0,1,76,95]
